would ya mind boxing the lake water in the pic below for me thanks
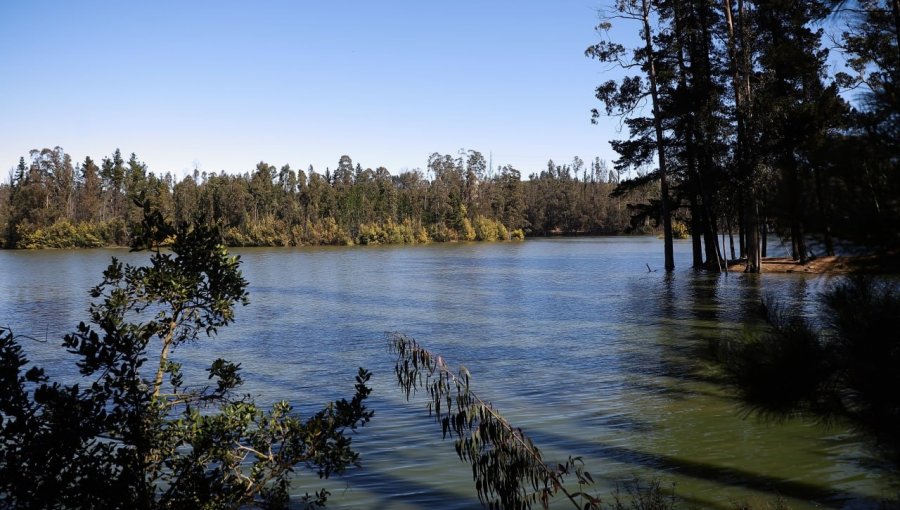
[0,237,896,509]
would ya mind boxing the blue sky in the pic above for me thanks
[0,1,634,180]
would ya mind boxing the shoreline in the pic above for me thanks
[728,253,900,274]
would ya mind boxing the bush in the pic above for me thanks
[299,218,353,246]
[0,209,373,508]
[17,220,110,249]
[474,216,500,242]
[671,220,689,239]
[459,217,476,241]
[428,223,457,242]
[415,222,431,243]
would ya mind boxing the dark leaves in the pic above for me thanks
[0,209,373,509]
[389,333,602,510]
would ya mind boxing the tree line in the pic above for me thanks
[0,148,653,249]
[588,0,899,272]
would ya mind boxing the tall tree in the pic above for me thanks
[76,156,102,222]
[587,0,678,270]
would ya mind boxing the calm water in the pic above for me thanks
[0,238,896,509]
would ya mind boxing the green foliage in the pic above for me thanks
[388,335,692,510]
[473,216,505,242]
[670,220,689,240]
[17,219,107,248]
[0,208,372,508]
[717,276,900,463]
[459,217,477,241]
[4,147,639,250]
[389,334,602,510]
[427,223,458,243]
[224,216,291,247]
[356,219,421,245]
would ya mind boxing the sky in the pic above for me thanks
[0,0,638,181]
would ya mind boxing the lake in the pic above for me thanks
[0,237,895,509]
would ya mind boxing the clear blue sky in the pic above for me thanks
[0,1,635,180]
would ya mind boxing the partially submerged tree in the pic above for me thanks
[0,205,373,509]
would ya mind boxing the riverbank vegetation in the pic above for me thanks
[588,0,899,272]
[0,148,654,249]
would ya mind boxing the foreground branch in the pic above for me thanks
[389,333,600,510]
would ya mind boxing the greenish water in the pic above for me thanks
[0,237,895,508]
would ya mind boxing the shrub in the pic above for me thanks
[0,208,372,508]
[671,220,689,239]
[18,220,109,249]
[460,217,476,241]
[474,216,500,242]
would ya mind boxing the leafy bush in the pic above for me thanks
[459,217,476,241]
[428,223,457,242]
[17,219,112,248]
[671,220,689,239]
[0,208,372,508]
[473,216,501,241]
[296,218,353,246]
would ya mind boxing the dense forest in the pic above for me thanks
[587,0,899,272]
[0,148,652,249]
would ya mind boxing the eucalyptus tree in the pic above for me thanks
[124,152,149,225]
[100,149,127,220]
[495,165,527,231]
[0,181,9,246]
[76,156,103,223]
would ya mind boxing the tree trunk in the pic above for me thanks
[691,196,705,268]
[787,163,808,263]
[725,0,761,272]
[641,0,675,271]
[813,167,835,256]
[152,318,179,398]
[673,1,720,272]
[692,1,723,272]
[892,0,900,52]
[728,216,736,260]
[738,191,746,258]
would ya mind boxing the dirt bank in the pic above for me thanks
[727,253,900,274]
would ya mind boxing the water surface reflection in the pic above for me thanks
[0,238,894,509]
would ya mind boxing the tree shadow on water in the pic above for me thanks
[523,427,890,509]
